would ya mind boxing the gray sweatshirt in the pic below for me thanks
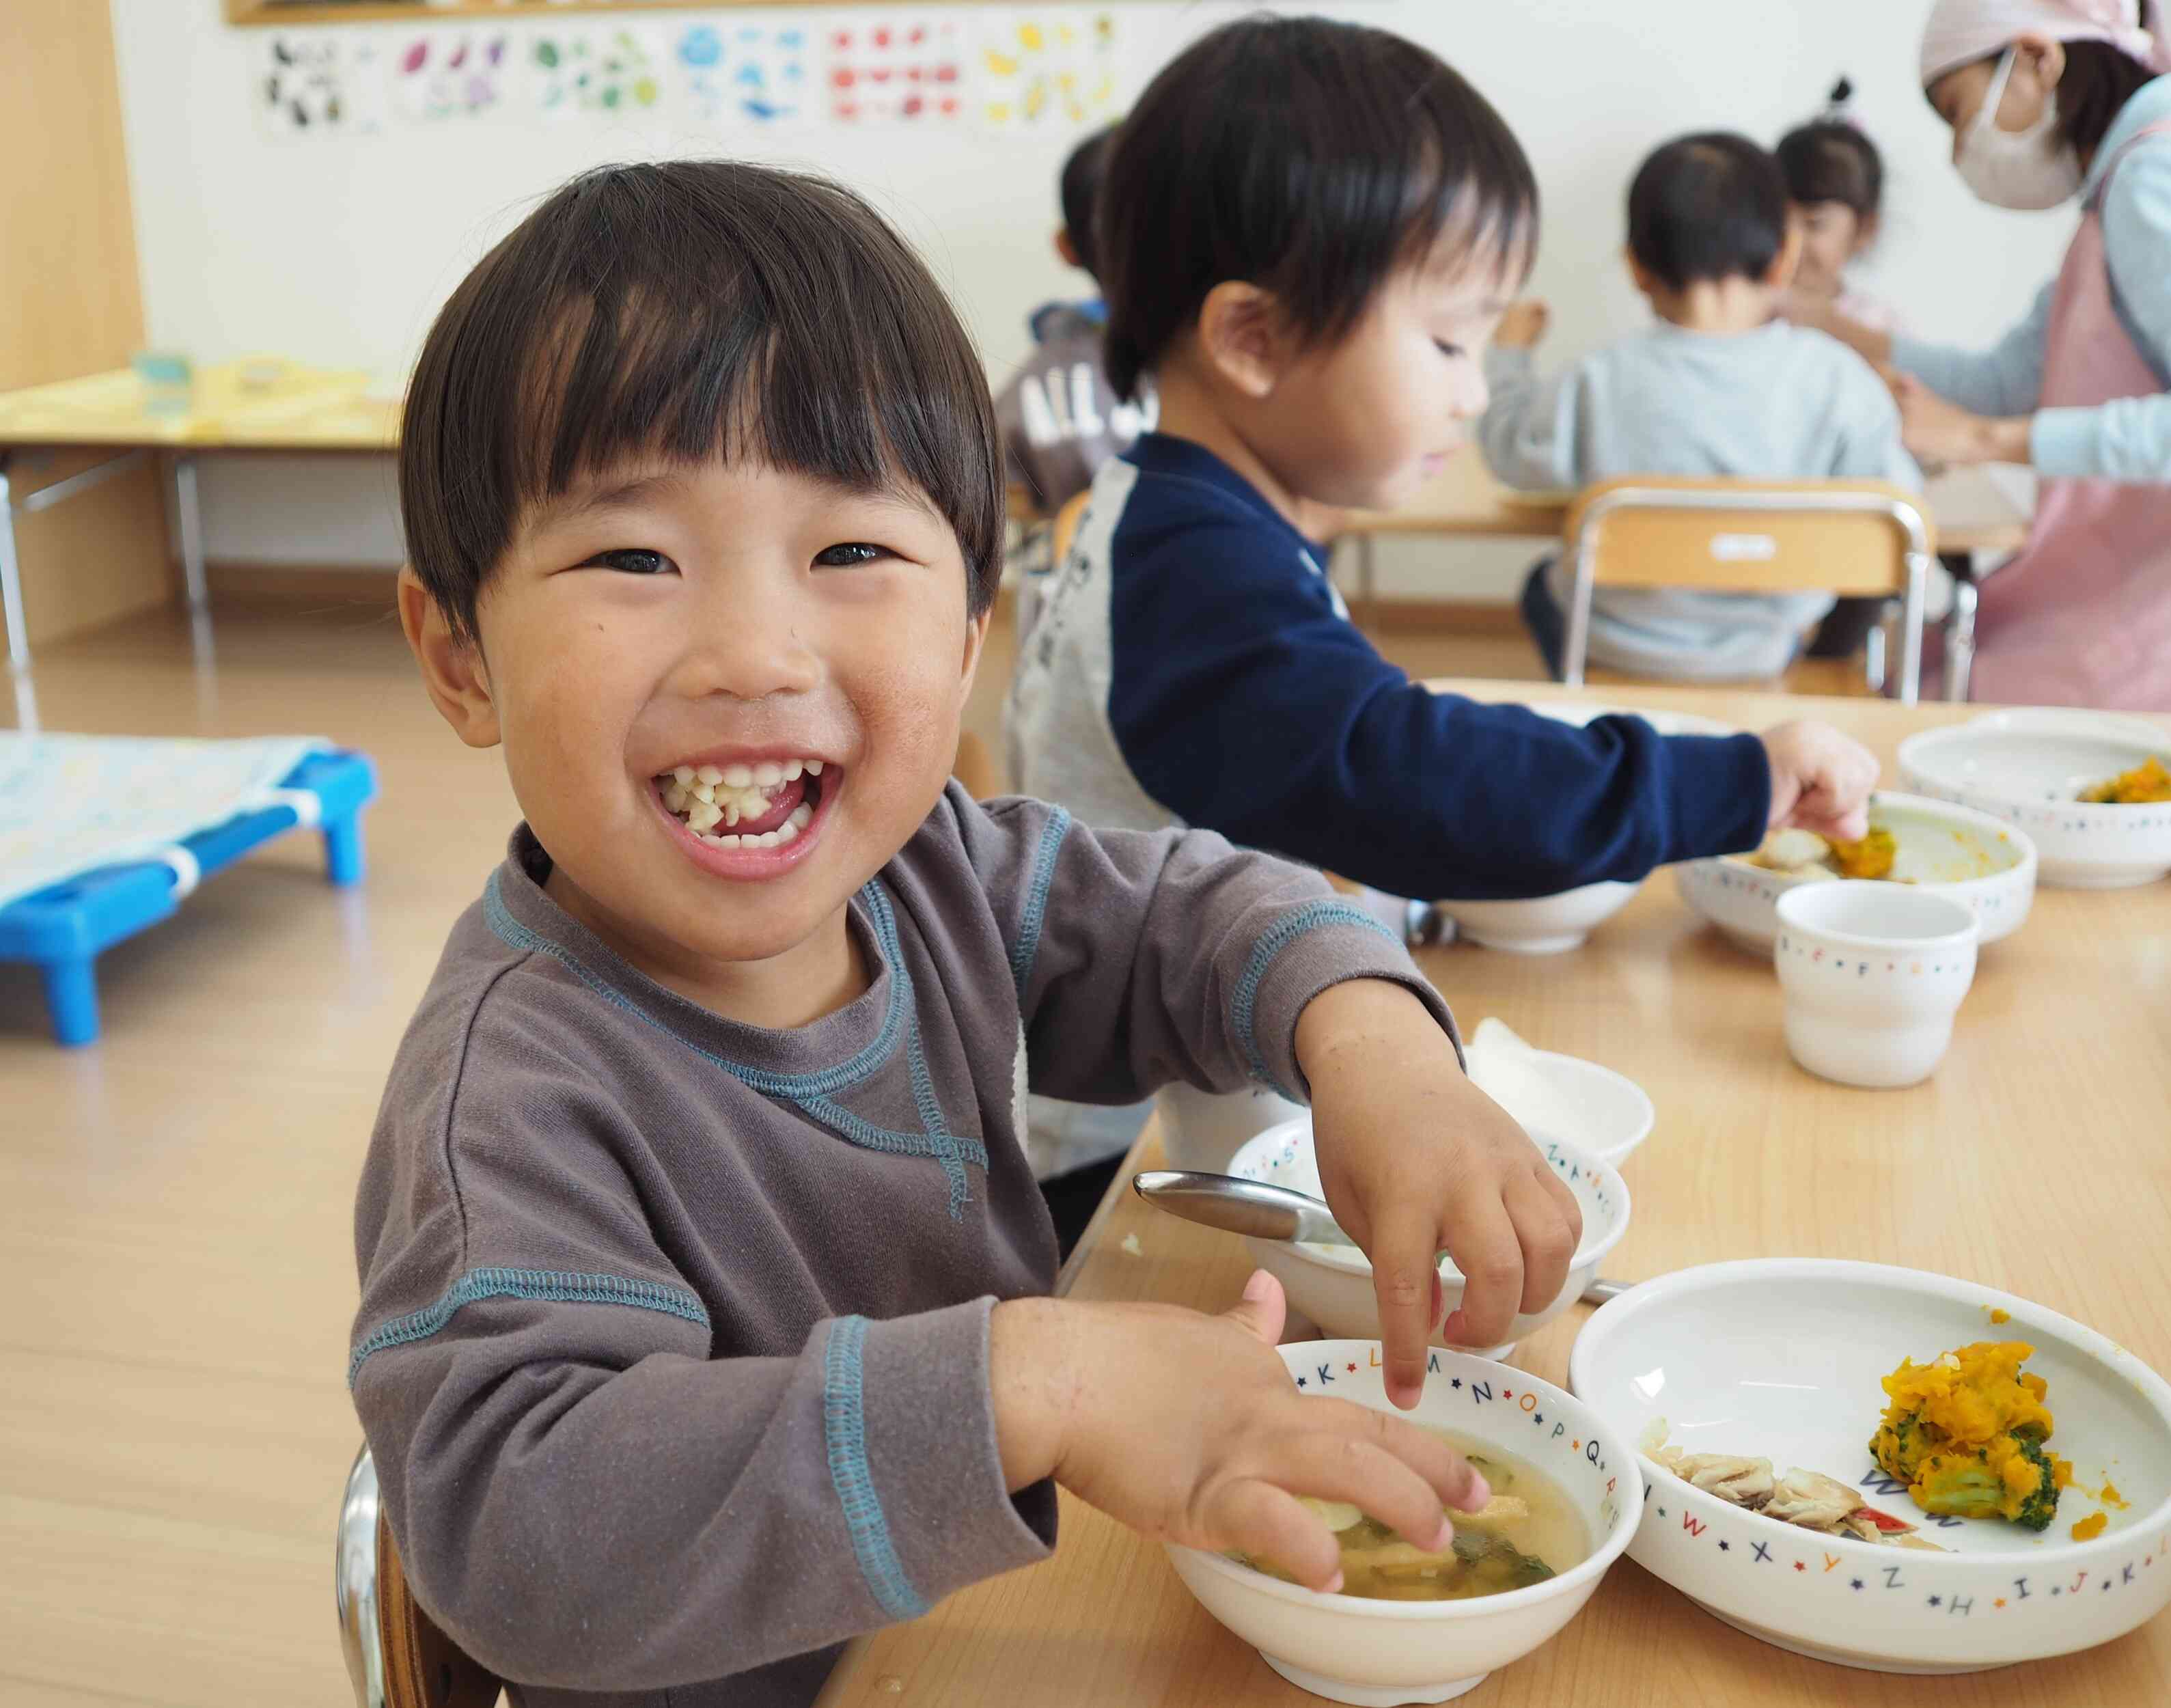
[1480,321,1921,679]
[349,786,1454,1707]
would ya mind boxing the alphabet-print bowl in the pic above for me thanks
[1227,1120,1629,1358]
[1568,1260,2171,1673]
[1676,791,2037,954]
[1437,704,1737,954]
[1900,709,2171,889]
[1166,1341,1644,1705]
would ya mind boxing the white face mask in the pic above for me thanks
[1956,48,2086,210]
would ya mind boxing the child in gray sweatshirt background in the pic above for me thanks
[353,159,1579,1707]
[1482,131,1920,681]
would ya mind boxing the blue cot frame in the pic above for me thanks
[0,748,376,1046]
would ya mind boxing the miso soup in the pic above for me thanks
[1236,1431,1588,1602]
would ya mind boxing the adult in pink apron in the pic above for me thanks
[1789,0,2171,708]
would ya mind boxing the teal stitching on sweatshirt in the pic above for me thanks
[485,870,990,1214]
[484,871,906,1097]
[346,1266,709,1387]
[1230,901,1399,1099]
[1008,808,1072,1002]
[823,1314,928,1621]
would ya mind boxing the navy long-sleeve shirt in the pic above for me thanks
[1006,432,1771,900]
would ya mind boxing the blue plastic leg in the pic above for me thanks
[42,957,100,1047]
[323,813,365,887]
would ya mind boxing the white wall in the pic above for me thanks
[111,0,2073,595]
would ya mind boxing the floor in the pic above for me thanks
[0,592,1556,1707]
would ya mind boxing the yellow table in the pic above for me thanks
[0,359,400,678]
[818,682,2171,1708]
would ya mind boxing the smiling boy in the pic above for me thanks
[351,161,1579,1706]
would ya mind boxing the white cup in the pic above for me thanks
[1773,882,1979,1089]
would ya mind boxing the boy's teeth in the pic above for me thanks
[656,758,829,838]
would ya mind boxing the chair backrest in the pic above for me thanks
[340,1446,503,1708]
[1049,490,1091,568]
[1558,476,1933,702]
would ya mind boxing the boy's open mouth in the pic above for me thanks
[653,758,829,850]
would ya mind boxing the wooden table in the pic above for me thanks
[0,359,400,683]
[1348,456,2032,552]
[818,682,2171,1708]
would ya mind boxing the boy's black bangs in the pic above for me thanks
[402,164,1001,635]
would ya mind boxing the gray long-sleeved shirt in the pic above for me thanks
[1480,320,1920,679]
[349,787,1454,1707]
[1894,74,2171,483]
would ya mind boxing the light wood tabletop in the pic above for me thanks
[817,682,2171,1708]
[1346,456,2032,558]
[0,359,400,452]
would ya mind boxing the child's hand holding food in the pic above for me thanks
[1297,979,1581,1409]
[989,1271,1491,1590]
[1760,719,1880,843]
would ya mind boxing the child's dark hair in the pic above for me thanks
[1627,132,1789,292]
[1098,16,1538,401]
[1060,125,1116,280]
[1778,79,1884,221]
[400,161,1001,637]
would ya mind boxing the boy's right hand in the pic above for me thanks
[1760,719,1879,842]
[991,1273,1490,1591]
[1492,300,1550,348]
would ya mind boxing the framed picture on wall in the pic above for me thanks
[224,1,965,22]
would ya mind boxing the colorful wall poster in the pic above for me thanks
[256,31,386,137]
[828,14,965,124]
[389,29,514,122]
[978,10,1120,130]
[676,20,811,126]
[528,24,667,118]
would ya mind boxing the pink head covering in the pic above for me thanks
[1919,0,2171,86]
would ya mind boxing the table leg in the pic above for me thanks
[172,451,214,667]
[0,456,30,681]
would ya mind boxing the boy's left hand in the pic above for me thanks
[1294,979,1581,1410]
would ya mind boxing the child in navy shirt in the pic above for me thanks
[1009,16,1878,905]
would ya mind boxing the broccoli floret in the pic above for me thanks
[1911,1438,2062,1532]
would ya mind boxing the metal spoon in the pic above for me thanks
[1131,1170,1631,1305]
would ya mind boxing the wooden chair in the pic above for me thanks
[338,1446,503,1708]
[1049,490,1091,566]
[1557,476,1935,704]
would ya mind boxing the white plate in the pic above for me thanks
[1568,1259,2171,1673]
[1166,1341,1644,1705]
[1437,704,1739,953]
[1228,1120,1630,1354]
[1899,710,2171,889]
[1674,791,2038,953]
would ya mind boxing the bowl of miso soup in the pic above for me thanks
[1164,1342,1642,1704]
